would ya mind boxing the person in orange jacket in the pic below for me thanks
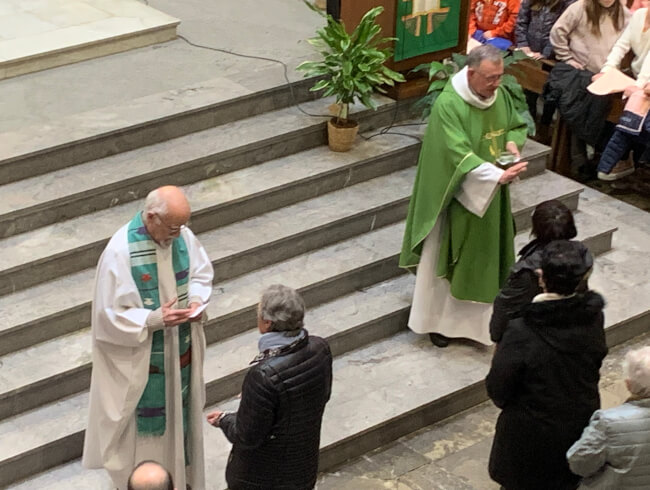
[469,0,521,50]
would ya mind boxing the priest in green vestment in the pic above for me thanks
[399,45,528,347]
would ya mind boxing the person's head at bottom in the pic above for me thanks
[539,240,593,295]
[127,460,175,490]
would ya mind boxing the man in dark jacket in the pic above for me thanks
[207,284,333,490]
[486,240,607,490]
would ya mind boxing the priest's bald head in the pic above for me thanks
[127,460,175,490]
[467,45,504,100]
[143,186,191,248]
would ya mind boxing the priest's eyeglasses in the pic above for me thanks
[156,213,189,233]
[476,70,504,83]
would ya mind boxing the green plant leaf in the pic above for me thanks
[451,52,467,69]
[427,61,445,80]
[426,79,448,93]
[310,79,330,92]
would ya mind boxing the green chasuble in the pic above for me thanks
[399,81,527,303]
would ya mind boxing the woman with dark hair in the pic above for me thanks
[487,240,607,490]
[490,199,591,342]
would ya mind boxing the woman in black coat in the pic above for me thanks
[487,240,607,490]
[490,199,592,342]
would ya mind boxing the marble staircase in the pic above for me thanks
[1,78,647,489]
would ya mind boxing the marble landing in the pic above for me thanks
[0,0,324,133]
[0,0,180,79]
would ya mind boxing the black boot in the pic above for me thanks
[429,333,450,348]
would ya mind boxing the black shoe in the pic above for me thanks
[429,333,450,348]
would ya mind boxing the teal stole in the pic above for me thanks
[127,212,192,445]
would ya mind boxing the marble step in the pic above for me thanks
[0,207,617,423]
[0,132,549,296]
[0,129,420,297]
[0,74,322,186]
[0,0,179,82]
[0,169,579,359]
[4,230,648,490]
[0,96,399,239]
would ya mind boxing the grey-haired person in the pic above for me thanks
[207,285,332,490]
[568,346,650,489]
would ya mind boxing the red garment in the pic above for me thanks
[469,0,521,41]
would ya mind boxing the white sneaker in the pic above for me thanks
[598,158,635,181]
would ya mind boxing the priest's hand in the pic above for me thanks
[505,141,521,160]
[188,301,203,321]
[162,297,193,326]
[499,161,528,184]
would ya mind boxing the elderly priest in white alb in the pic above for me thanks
[83,186,214,490]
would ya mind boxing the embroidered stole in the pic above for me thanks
[127,212,192,442]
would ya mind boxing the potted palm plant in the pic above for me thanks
[297,4,405,152]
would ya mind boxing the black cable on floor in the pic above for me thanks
[172,32,426,141]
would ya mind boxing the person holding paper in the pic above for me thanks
[596,4,650,93]
[591,4,650,178]
[549,0,630,176]
[83,185,214,490]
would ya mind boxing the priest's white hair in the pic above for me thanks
[623,346,650,397]
[144,188,168,216]
[259,284,305,333]
[466,44,503,69]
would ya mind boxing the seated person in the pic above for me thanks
[550,0,630,173]
[597,85,650,180]
[515,0,575,141]
[486,240,607,490]
[593,4,650,179]
[490,199,592,343]
[568,346,650,489]
[469,0,521,50]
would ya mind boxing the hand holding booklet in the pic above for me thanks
[587,69,636,95]
[189,302,208,320]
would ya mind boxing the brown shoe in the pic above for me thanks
[598,157,635,181]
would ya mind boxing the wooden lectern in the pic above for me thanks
[337,0,470,98]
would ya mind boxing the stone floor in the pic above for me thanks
[315,332,649,490]
[585,165,650,213]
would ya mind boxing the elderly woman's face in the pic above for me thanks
[257,304,271,333]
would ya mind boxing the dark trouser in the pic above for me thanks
[525,90,554,125]
[598,128,649,174]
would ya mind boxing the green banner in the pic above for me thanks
[395,0,461,62]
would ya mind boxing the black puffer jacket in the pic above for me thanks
[487,291,607,490]
[490,239,592,342]
[220,331,333,490]
[543,62,613,145]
